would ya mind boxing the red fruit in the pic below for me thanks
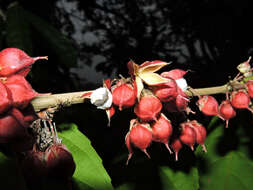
[161,69,187,80]
[112,82,136,110]
[179,122,196,150]
[125,132,133,165]
[190,120,207,152]
[152,77,178,102]
[0,48,48,77]
[0,81,12,114]
[151,113,173,154]
[0,114,27,143]
[20,150,47,186]
[219,100,236,128]
[45,144,76,179]
[230,90,253,112]
[171,138,182,161]
[134,95,162,121]
[197,95,219,116]
[4,75,41,109]
[246,80,253,98]
[129,122,152,158]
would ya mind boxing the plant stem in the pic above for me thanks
[31,82,245,112]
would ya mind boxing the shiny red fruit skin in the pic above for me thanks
[161,69,187,80]
[4,75,40,109]
[197,95,219,116]
[129,124,152,150]
[45,144,76,179]
[190,120,207,152]
[171,138,183,161]
[125,132,133,165]
[112,82,136,110]
[134,96,162,121]
[0,81,13,114]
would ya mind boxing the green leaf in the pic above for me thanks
[159,166,199,190]
[24,10,77,68]
[58,123,114,190]
[6,3,33,54]
[196,120,253,190]
[0,152,28,190]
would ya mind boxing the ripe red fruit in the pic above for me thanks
[0,48,48,77]
[170,138,183,161]
[230,90,253,112]
[189,120,207,152]
[0,81,12,114]
[4,75,41,109]
[219,100,236,128]
[152,77,178,102]
[112,81,136,110]
[45,144,76,179]
[129,122,152,158]
[0,114,27,143]
[134,95,162,121]
[179,122,196,150]
[151,114,173,154]
[197,95,219,116]
[246,80,253,98]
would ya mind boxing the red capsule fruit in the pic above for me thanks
[179,122,196,151]
[134,95,162,121]
[230,90,253,113]
[219,100,236,128]
[129,122,153,158]
[45,144,76,179]
[197,95,219,116]
[189,120,207,152]
[4,75,41,109]
[161,69,187,80]
[112,81,136,110]
[125,132,133,165]
[0,48,48,77]
[151,114,173,154]
[246,80,253,98]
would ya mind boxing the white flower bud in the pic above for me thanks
[176,78,188,91]
[90,87,112,109]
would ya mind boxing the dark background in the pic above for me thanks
[1,0,253,187]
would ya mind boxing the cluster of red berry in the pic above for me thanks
[0,48,75,186]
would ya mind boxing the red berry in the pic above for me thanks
[171,138,182,161]
[190,120,207,152]
[45,144,76,179]
[129,122,152,158]
[4,75,41,109]
[230,90,253,112]
[0,48,48,77]
[112,81,136,110]
[134,95,162,121]
[219,100,236,128]
[197,95,219,116]
[0,81,12,114]
[152,77,178,102]
[179,122,196,150]
[151,114,173,154]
